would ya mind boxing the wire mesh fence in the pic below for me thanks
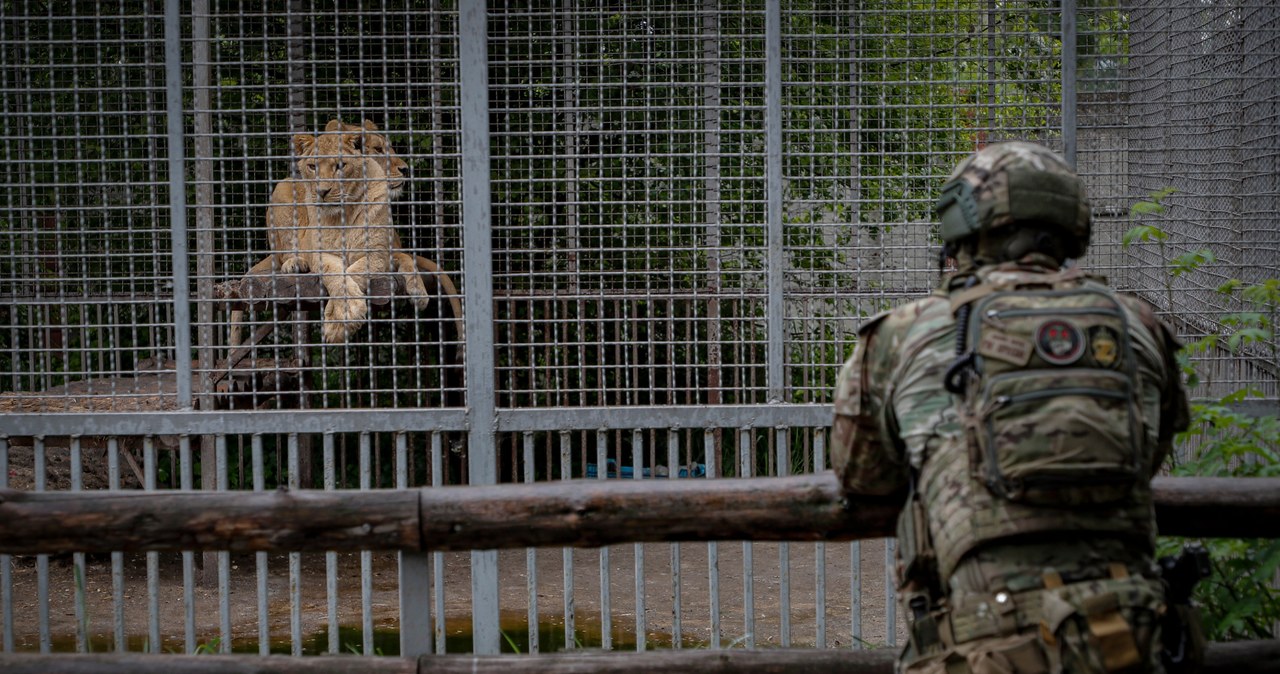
[1,0,1277,659]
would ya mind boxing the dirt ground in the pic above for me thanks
[3,445,905,654]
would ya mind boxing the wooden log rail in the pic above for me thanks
[1,474,1278,556]
[1,640,1278,673]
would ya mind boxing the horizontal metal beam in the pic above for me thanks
[0,408,470,437]
[0,404,834,437]
[493,404,832,431]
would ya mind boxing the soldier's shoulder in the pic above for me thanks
[860,294,949,339]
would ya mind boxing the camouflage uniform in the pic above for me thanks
[831,144,1190,674]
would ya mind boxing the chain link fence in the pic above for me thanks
[1,0,1276,658]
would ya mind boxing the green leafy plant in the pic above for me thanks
[193,637,222,655]
[1133,194,1280,640]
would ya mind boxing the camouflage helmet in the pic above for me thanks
[936,142,1091,259]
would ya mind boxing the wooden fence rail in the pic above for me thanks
[1,474,1278,555]
[2,640,1279,673]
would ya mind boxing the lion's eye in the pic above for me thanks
[306,162,317,172]
[335,162,345,173]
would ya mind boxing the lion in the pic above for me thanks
[283,128,396,344]
[229,120,430,346]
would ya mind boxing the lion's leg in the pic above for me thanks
[229,254,278,347]
[392,251,430,310]
[315,253,367,344]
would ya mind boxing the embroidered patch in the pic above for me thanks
[978,331,1033,366]
[1035,319,1084,365]
[1088,325,1122,368]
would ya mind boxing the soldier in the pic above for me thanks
[831,142,1190,673]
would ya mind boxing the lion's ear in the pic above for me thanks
[345,134,363,153]
[362,119,380,132]
[292,134,315,157]
[324,119,342,132]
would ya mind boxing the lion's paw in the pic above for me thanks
[279,256,308,274]
[404,274,431,311]
[322,298,368,343]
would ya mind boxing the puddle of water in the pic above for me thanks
[32,613,701,654]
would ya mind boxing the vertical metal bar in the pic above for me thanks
[399,432,433,657]
[739,430,754,648]
[35,437,49,653]
[885,539,896,648]
[850,540,861,648]
[360,432,374,655]
[460,0,499,655]
[190,0,213,413]
[765,0,785,403]
[162,0,191,407]
[776,428,790,647]
[32,437,48,654]
[632,430,646,651]
[71,437,87,653]
[0,437,10,653]
[1061,0,1078,168]
[109,438,125,652]
[217,435,231,653]
[288,434,302,656]
[180,436,195,653]
[667,430,681,649]
[145,437,160,653]
[432,433,447,654]
[523,432,539,654]
[559,432,575,649]
[704,430,720,649]
[702,0,723,408]
[324,433,339,654]
[596,431,612,651]
[814,433,826,649]
[253,434,270,656]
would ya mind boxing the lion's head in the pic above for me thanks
[292,132,388,212]
[324,119,409,199]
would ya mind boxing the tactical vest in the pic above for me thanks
[910,266,1160,583]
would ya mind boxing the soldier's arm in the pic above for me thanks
[1126,295,1192,474]
[830,315,909,497]
[1153,318,1191,472]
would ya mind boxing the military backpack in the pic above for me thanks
[945,268,1146,506]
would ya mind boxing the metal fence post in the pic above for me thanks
[163,0,190,408]
[766,0,785,404]
[460,0,500,655]
[1062,0,1078,168]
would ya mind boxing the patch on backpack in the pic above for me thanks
[978,331,1033,365]
[1035,319,1084,365]
[1088,325,1122,368]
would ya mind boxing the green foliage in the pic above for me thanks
[1162,396,1280,639]
[1146,196,1280,641]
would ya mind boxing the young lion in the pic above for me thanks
[287,130,396,344]
[229,120,428,346]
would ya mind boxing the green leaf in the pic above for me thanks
[1122,224,1168,246]
[1128,201,1165,218]
[1242,279,1280,307]
[1171,249,1215,276]
[1217,279,1243,295]
[1228,327,1271,351]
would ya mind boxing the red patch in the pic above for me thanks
[1035,319,1084,365]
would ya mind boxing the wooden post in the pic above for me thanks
[3,475,1279,555]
